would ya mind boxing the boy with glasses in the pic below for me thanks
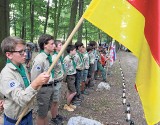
[0,36,50,125]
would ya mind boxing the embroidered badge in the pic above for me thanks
[8,80,20,90]
[36,65,41,71]
[65,64,68,68]
[10,82,15,87]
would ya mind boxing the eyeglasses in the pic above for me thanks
[7,49,27,55]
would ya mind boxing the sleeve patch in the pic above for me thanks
[65,64,68,68]
[36,65,41,71]
[8,80,20,89]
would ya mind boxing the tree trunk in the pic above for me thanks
[44,0,50,34]
[85,24,88,47]
[0,0,9,70]
[13,9,17,36]
[21,0,26,39]
[30,0,34,42]
[63,27,66,40]
[67,0,78,43]
[98,29,102,45]
[53,0,63,39]
[77,0,84,42]
[53,0,57,38]
[54,0,63,40]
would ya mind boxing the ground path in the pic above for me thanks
[58,51,147,125]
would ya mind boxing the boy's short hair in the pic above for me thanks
[55,40,62,47]
[89,41,97,47]
[75,41,83,50]
[1,36,25,54]
[38,34,54,50]
[66,45,76,53]
[100,50,106,54]
[86,46,93,52]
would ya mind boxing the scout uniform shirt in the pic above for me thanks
[52,52,64,81]
[83,51,90,70]
[0,63,37,119]
[89,50,95,65]
[94,49,100,61]
[63,55,76,75]
[31,52,53,83]
[74,51,84,70]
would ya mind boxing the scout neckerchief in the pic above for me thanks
[40,50,54,78]
[7,59,29,87]
[54,51,65,72]
[77,51,83,65]
[70,55,76,69]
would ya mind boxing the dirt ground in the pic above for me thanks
[58,51,147,125]
[0,51,155,125]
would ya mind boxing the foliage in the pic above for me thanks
[9,0,112,43]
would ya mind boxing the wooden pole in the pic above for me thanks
[16,17,84,125]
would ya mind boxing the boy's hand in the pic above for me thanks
[36,72,50,86]
[31,72,50,89]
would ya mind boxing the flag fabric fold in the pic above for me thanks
[109,40,116,66]
[83,0,160,124]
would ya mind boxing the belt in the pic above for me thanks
[42,81,54,87]
[67,74,76,76]
[54,79,63,86]
[42,84,53,87]
[54,80,60,84]
[76,69,82,72]
[4,111,32,123]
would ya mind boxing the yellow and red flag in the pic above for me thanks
[83,0,160,124]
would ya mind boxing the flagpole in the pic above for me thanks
[106,39,114,75]
[16,17,85,125]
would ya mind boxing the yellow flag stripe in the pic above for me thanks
[136,38,160,124]
[83,0,160,124]
[83,0,144,58]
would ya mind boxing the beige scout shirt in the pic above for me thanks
[89,51,95,65]
[52,53,64,81]
[63,55,76,75]
[83,52,90,70]
[0,63,37,119]
[74,52,84,70]
[31,52,53,83]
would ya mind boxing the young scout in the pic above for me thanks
[74,42,84,100]
[0,36,50,125]
[31,34,56,125]
[51,40,65,124]
[87,46,95,87]
[63,45,77,111]
[81,46,89,95]
[89,41,99,79]
[89,41,107,82]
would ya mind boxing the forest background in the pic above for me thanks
[0,0,120,71]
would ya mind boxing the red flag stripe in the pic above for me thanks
[128,0,160,66]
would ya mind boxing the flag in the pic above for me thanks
[83,0,160,124]
[109,39,116,66]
